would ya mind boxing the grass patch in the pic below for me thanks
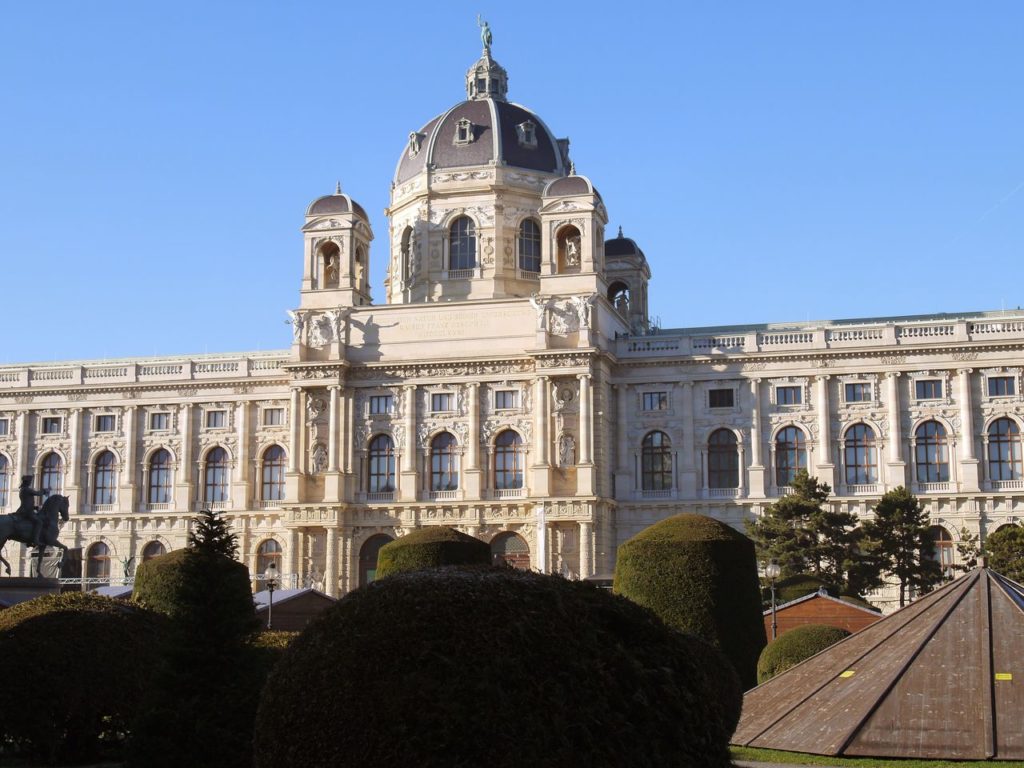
[731,746,1024,767]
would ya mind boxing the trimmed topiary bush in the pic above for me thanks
[756,623,851,684]
[0,592,163,764]
[773,573,837,604]
[255,568,738,768]
[613,513,766,689]
[375,525,490,578]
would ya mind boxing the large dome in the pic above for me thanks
[394,52,567,185]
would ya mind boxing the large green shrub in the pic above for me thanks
[756,624,851,684]
[376,526,490,578]
[773,573,837,604]
[255,568,738,768]
[985,525,1024,582]
[614,513,766,689]
[0,592,163,764]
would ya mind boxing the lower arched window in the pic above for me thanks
[142,541,166,562]
[844,424,877,485]
[430,432,459,491]
[92,451,116,506]
[368,435,396,493]
[149,449,172,504]
[0,454,9,508]
[915,421,950,483]
[708,429,738,489]
[775,426,807,487]
[358,534,394,587]
[641,431,672,491]
[256,539,282,577]
[491,532,531,570]
[40,452,63,495]
[86,542,110,581]
[926,525,954,575]
[494,430,525,490]
[987,418,1022,481]
[204,447,229,503]
[261,445,286,501]
[517,219,541,273]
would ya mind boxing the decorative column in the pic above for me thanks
[748,379,765,498]
[578,374,592,464]
[885,372,905,487]
[15,411,29,480]
[465,383,481,497]
[288,388,301,473]
[343,389,355,475]
[958,369,980,491]
[175,404,193,511]
[531,377,550,495]
[535,503,547,573]
[122,405,137,512]
[679,382,697,497]
[400,385,417,501]
[324,526,340,597]
[287,528,300,587]
[579,520,593,579]
[233,401,249,507]
[67,409,83,509]
[814,375,835,488]
[327,386,340,472]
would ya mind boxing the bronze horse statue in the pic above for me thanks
[0,494,70,577]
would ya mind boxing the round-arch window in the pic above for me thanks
[86,542,110,580]
[641,431,672,491]
[148,449,172,504]
[368,435,396,493]
[430,432,459,491]
[449,216,476,271]
[927,525,954,574]
[915,421,949,483]
[775,427,807,487]
[491,532,530,570]
[517,219,541,273]
[844,424,878,485]
[494,431,525,490]
[708,429,738,489]
[261,445,286,501]
[256,539,282,576]
[358,534,394,587]
[987,418,1022,481]
[0,454,9,509]
[142,541,166,562]
[40,452,63,495]
[204,447,229,503]
[93,450,116,506]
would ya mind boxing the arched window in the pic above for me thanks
[368,435,396,493]
[86,542,110,581]
[926,525,954,575]
[775,426,807,487]
[0,455,8,508]
[40,452,63,495]
[203,447,229,504]
[517,219,541,273]
[987,418,1022,481]
[320,242,340,288]
[261,445,286,501]
[494,430,525,490]
[358,534,394,587]
[641,431,672,491]
[915,421,949,483]
[355,245,366,285]
[449,216,476,271]
[708,429,738,489]
[149,449,172,504]
[430,432,459,491]
[491,532,531,570]
[256,539,282,576]
[142,541,166,562]
[844,424,878,485]
[92,451,116,505]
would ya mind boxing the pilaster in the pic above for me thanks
[958,368,980,491]
[747,379,766,498]
[885,372,906,487]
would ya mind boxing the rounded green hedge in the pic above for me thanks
[0,592,163,764]
[613,513,766,689]
[773,573,837,604]
[376,526,490,578]
[255,567,738,768]
[756,624,851,684]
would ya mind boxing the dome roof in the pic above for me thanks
[605,227,645,259]
[306,191,368,221]
[394,52,568,186]
[543,175,601,200]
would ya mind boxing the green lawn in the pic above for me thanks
[732,746,1024,767]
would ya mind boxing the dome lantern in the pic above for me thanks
[465,51,508,101]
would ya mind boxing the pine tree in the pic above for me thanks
[189,507,239,558]
[984,525,1024,582]
[951,526,981,575]
[860,486,944,608]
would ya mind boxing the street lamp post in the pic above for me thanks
[264,561,279,631]
[765,560,781,640]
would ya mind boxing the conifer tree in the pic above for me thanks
[984,525,1024,582]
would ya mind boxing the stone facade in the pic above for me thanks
[2,46,1022,604]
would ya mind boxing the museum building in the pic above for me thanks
[1,43,1022,604]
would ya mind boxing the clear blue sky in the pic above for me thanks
[1,1,1021,363]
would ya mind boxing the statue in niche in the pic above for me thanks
[564,236,581,267]
[324,253,339,286]
[310,443,328,475]
[558,433,576,468]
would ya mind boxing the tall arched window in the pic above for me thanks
[142,541,166,562]
[708,429,739,489]
[368,435,396,493]
[987,418,1022,481]
[517,219,541,273]
[204,447,229,504]
[494,430,525,490]
[449,216,476,271]
[149,449,172,504]
[358,534,394,587]
[844,424,878,485]
[256,539,282,576]
[491,532,531,570]
[92,451,116,505]
[430,432,459,491]
[40,452,63,495]
[0,455,8,508]
[927,525,954,575]
[775,426,807,487]
[261,445,286,501]
[86,542,110,581]
[641,431,672,491]
[915,421,949,483]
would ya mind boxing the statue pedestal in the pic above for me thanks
[0,577,60,608]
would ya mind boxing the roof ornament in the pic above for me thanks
[477,15,492,56]
[335,181,342,195]
[568,160,576,176]
[618,226,624,238]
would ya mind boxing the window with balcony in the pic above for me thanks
[708,429,738,488]
[367,435,395,493]
[448,216,476,272]
[40,452,63,495]
[987,418,1022,481]
[844,424,878,484]
[261,445,286,501]
[148,449,172,504]
[430,432,459,491]
[641,431,672,491]
[517,219,541,274]
[915,421,949,483]
[92,451,116,506]
[0,454,9,508]
[203,447,229,503]
[494,430,525,491]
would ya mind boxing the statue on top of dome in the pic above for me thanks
[477,15,492,55]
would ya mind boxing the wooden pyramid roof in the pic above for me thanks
[733,565,1024,761]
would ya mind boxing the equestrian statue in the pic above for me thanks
[0,476,70,577]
